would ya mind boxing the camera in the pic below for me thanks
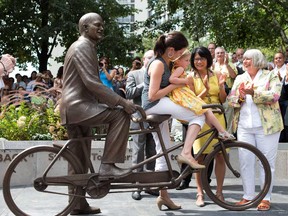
[114,68,120,75]
[99,62,103,68]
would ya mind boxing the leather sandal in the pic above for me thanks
[257,200,271,211]
[236,198,250,205]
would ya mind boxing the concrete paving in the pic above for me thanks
[1,178,287,216]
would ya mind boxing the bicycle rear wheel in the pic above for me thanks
[3,145,83,216]
[201,140,271,211]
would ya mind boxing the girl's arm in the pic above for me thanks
[196,75,210,99]
[148,60,182,102]
[169,66,189,85]
[187,74,195,92]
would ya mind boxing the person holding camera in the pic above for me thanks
[99,56,115,90]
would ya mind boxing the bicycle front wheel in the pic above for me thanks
[3,145,83,216]
[201,140,271,211]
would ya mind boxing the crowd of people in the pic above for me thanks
[1,12,288,215]
[95,40,287,212]
[0,66,63,107]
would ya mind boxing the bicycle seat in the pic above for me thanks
[145,114,171,127]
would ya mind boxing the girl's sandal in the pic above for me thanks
[257,200,270,211]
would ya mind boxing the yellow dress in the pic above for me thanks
[193,74,226,154]
[169,71,206,115]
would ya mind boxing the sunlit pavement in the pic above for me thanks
[1,178,287,216]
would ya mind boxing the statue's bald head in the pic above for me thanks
[78,13,102,34]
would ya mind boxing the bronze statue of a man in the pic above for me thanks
[60,12,136,215]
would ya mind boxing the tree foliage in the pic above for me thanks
[144,0,288,52]
[0,0,144,71]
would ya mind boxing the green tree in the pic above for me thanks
[144,0,288,52]
[0,0,143,71]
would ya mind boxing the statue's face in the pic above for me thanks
[85,15,104,42]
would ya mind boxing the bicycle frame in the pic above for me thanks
[40,116,237,198]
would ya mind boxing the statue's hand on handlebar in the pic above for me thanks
[118,98,137,115]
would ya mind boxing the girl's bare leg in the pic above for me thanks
[180,124,201,164]
[204,109,225,133]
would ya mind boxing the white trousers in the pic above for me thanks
[237,126,280,201]
[146,97,205,171]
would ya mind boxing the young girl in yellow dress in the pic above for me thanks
[169,49,234,140]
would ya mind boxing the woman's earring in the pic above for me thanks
[168,52,174,59]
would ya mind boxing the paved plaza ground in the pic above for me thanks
[1,178,287,216]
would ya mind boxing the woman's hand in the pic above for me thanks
[239,81,254,98]
[239,82,246,99]
[0,54,16,75]
[244,82,254,96]
[217,73,226,87]
[224,53,229,65]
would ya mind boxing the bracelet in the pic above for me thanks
[0,61,7,74]
[238,97,245,103]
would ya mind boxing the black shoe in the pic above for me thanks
[144,188,159,196]
[176,181,189,190]
[132,191,142,200]
[70,206,101,215]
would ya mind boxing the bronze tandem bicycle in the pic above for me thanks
[2,104,271,215]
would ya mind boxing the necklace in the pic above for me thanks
[198,70,211,103]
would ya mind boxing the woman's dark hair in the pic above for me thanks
[191,46,213,70]
[99,56,109,65]
[56,66,64,79]
[154,31,188,57]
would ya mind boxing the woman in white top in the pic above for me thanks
[227,49,283,211]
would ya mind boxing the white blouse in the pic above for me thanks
[238,70,262,128]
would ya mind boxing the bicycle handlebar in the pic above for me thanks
[131,105,147,123]
[202,104,225,114]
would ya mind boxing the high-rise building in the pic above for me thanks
[116,0,150,33]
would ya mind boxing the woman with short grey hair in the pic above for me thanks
[227,49,283,211]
